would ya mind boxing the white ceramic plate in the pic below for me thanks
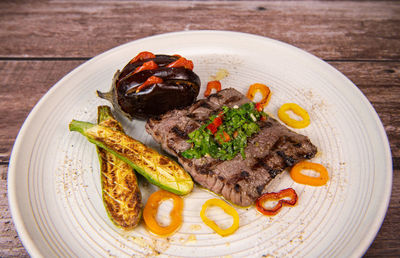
[8,31,392,257]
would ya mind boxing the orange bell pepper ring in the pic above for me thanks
[255,188,298,216]
[143,190,184,236]
[246,83,271,111]
[290,161,329,186]
[204,80,222,97]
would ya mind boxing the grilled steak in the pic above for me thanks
[146,88,317,206]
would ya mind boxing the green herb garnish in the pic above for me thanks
[181,102,267,160]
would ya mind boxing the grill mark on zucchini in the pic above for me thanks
[97,106,142,230]
[69,118,194,196]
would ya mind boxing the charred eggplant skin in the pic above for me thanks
[98,54,200,119]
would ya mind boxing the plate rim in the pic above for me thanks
[7,30,393,257]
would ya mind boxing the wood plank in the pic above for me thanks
[0,1,399,60]
[329,61,400,158]
[0,60,84,162]
[0,165,29,257]
[365,165,400,256]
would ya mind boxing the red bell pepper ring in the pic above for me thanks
[204,80,222,97]
[255,188,298,216]
[129,51,156,64]
[206,113,223,134]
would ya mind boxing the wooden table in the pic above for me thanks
[1,1,399,256]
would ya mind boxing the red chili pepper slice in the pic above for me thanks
[166,57,194,70]
[255,188,298,216]
[260,115,267,121]
[206,123,218,134]
[222,131,230,142]
[255,103,263,112]
[215,130,231,145]
[133,60,158,75]
[206,114,223,134]
[131,76,163,93]
[129,51,156,64]
[204,81,222,97]
[213,116,223,127]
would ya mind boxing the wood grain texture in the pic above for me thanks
[0,1,399,60]
[0,60,84,162]
[0,0,399,257]
[0,165,29,257]
[330,62,400,160]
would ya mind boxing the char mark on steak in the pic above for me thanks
[146,88,317,207]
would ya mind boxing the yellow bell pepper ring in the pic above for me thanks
[290,161,329,186]
[200,198,240,237]
[278,103,310,129]
[143,190,184,236]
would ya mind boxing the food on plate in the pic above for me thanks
[290,161,329,186]
[97,51,201,119]
[255,188,298,216]
[68,119,194,195]
[246,83,271,111]
[96,106,142,229]
[146,88,317,207]
[200,198,239,236]
[143,190,184,236]
[204,80,222,97]
[278,103,310,129]
[181,102,267,161]
[209,68,229,81]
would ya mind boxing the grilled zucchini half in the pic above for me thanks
[69,117,194,196]
[97,106,142,230]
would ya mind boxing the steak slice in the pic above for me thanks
[146,88,317,206]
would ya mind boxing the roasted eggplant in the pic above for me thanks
[98,52,201,119]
